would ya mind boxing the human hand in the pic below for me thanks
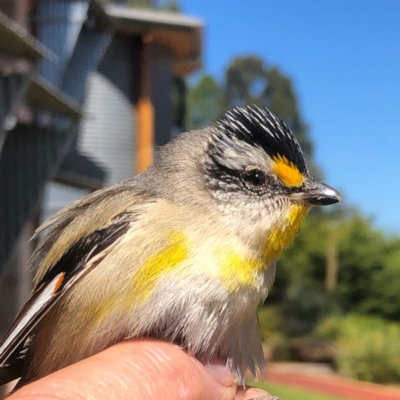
[8,339,275,400]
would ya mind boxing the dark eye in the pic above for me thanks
[244,169,266,187]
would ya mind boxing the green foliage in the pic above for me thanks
[187,56,320,175]
[187,54,400,333]
[353,236,400,319]
[280,284,341,337]
[223,60,311,159]
[99,0,180,11]
[273,209,400,324]
[222,56,319,177]
[252,382,351,400]
[316,315,400,383]
[222,56,268,108]
[258,306,290,361]
[126,0,154,7]
[186,74,222,130]
[276,213,332,291]
[314,315,346,342]
[335,216,400,319]
[158,0,181,11]
[258,306,282,341]
[98,0,154,7]
[267,333,291,361]
[267,211,341,335]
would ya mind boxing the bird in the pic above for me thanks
[0,105,340,391]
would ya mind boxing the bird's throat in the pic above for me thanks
[263,204,310,264]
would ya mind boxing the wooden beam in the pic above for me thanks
[135,37,154,174]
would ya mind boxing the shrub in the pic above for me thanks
[258,306,282,341]
[315,314,400,383]
[258,306,290,361]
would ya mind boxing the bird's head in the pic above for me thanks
[202,105,340,261]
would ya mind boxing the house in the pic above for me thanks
[0,2,203,387]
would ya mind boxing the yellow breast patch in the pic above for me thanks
[264,204,309,263]
[130,231,189,304]
[216,247,265,292]
[272,154,304,187]
[80,232,189,327]
[216,205,309,293]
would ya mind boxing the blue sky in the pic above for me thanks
[179,0,400,233]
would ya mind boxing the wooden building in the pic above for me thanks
[0,4,203,394]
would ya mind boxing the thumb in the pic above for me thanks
[8,339,237,400]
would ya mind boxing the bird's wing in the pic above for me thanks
[0,341,25,385]
[0,181,149,383]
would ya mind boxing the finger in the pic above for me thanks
[236,386,279,400]
[9,339,237,400]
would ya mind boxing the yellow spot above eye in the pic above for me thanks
[272,154,304,187]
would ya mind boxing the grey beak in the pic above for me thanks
[292,182,341,206]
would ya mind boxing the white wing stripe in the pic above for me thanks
[0,274,62,363]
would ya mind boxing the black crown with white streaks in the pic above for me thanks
[214,105,308,175]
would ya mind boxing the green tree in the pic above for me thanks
[125,0,154,7]
[222,56,318,176]
[187,57,318,174]
[273,210,400,331]
[186,74,222,130]
[222,56,267,109]
[187,55,400,331]
[98,0,154,7]
[365,242,400,320]
[159,1,180,11]
[99,0,180,10]
[268,212,341,336]
[335,216,400,320]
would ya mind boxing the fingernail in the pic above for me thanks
[205,364,237,387]
[237,387,278,400]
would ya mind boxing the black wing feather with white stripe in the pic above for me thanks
[0,219,130,385]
